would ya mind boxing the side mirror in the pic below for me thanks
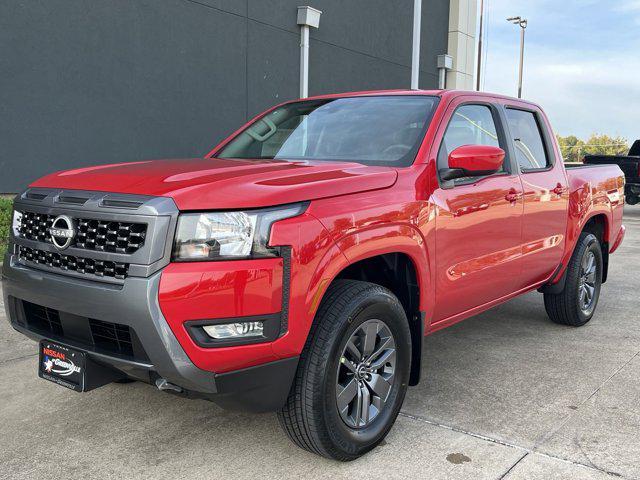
[440,145,505,181]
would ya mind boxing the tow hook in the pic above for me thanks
[155,378,183,393]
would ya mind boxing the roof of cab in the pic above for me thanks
[300,88,541,109]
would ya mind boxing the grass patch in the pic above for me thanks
[0,197,13,258]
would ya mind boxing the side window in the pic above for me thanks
[438,104,503,180]
[505,109,550,170]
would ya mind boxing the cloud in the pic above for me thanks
[481,0,640,141]
[616,0,640,10]
[486,47,640,140]
[615,0,640,24]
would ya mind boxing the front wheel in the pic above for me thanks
[544,232,603,326]
[278,280,411,461]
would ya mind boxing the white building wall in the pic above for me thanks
[446,0,477,90]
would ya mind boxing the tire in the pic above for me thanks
[544,232,603,326]
[627,195,639,206]
[278,280,411,461]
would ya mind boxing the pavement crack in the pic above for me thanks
[399,411,634,479]
[498,452,528,479]
[576,439,625,478]
[398,411,526,450]
[0,353,37,365]
[534,349,640,449]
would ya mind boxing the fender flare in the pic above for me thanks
[541,212,611,293]
[304,223,431,385]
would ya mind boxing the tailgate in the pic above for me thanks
[584,155,639,180]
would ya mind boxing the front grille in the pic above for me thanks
[18,245,129,280]
[20,300,148,362]
[19,211,146,254]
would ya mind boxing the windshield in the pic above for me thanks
[217,95,439,167]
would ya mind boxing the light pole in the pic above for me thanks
[476,0,485,91]
[507,16,527,98]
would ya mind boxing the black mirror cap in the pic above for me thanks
[439,167,499,181]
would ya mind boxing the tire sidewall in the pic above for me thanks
[571,234,603,323]
[320,292,411,457]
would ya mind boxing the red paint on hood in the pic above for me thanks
[30,157,398,210]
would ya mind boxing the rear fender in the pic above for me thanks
[542,193,613,291]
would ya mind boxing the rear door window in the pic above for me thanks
[505,109,550,171]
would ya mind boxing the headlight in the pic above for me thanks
[173,203,307,261]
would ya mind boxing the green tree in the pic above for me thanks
[556,135,584,163]
[583,134,629,156]
[557,134,629,162]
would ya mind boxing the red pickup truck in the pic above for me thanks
[3,90,626,460]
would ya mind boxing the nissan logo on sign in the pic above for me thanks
[48,215,75,250]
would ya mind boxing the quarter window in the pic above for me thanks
[505,109,550,170]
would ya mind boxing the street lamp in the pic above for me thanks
[476,0,485,91]
[507,16,527,98]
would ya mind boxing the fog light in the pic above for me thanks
[202,322,264,339]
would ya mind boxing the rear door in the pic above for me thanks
[503,105,569,288]
[431,98,524,322]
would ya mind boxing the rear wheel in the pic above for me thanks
[278,280,411,461]
[627,195,639,206]
[544,232,603,326]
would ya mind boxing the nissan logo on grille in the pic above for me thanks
[49,215,75,250]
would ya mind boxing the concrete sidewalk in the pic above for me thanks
[1,207,638,480]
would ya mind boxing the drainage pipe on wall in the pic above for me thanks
[411,0,422,89]
[437,54,453,89]
[297,6,322,98]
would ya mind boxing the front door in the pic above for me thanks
[431,101,524,323]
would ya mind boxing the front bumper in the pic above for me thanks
[2,256,298,412]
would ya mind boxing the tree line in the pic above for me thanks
[557,134,630,163]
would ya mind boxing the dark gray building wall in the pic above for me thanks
[0,0,450,192]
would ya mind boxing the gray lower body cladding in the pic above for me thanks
[2,255,298,412]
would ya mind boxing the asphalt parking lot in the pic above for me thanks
[1,206,638,480]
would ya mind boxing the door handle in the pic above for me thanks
[552,183,565,195]
[505,189,520,203]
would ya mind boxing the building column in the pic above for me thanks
[446,0,477,90]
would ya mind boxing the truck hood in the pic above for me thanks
[30,157,398,210]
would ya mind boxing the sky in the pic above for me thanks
[480,0,640,142]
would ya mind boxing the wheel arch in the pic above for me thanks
[334,252,425,387]
[301,223,431,386]
[541,212,610,294]
[580,213,610,283]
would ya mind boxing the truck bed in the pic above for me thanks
[565,162,625,206]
